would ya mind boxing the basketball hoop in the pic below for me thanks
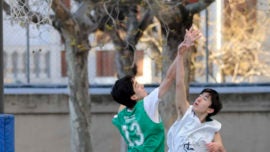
[7,0,52,25]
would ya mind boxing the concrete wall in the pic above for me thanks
[212,93,270,152]
[4,93,120,152]
[3,85,270,152]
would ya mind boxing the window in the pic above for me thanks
[61,50,67,77]
[96,50,116,77]
[96,50,144,77]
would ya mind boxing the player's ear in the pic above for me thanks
[130,94,138,101]
[207,108,214,114]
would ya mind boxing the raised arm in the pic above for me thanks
[175,45,189,115]
[158,57,177,98]
[175,28,201,115]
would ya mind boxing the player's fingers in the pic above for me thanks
[191,30,201,37]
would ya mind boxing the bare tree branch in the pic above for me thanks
[185,0,215,14]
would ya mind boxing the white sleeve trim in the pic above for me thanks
[143,88,160,123]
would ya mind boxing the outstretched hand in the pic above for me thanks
[206,142,226,152]
[178,27,201,55]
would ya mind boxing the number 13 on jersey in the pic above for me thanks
[122,122,145,147]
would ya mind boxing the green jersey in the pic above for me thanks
[112,100,165,152]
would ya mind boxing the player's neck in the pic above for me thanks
[195,111,207,123]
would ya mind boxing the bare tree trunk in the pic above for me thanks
[108,7,153,78]
[64,35,93,152]
[115,49,137,78]
[49,1,94,151]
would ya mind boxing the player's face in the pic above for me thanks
[192,92,213,115]
[132,80,148,101]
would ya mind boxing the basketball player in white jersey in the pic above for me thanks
[167,28,226,152]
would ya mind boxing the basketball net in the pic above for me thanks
[7,0,53,25]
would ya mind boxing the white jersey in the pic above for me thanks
[167,106,221,152]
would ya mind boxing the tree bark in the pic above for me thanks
[107,6,153,78]
[64,33,93,152]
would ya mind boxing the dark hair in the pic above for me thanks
[200,88,223,120]
[111,75,137,109]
